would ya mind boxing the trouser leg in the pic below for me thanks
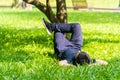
[54,32,73,57]
[70,23,83,49]
[53,23,83,49]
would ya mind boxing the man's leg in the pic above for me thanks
[70,23,83,49]
[42,18,83,52]
[54,32,72,57]
[53,23,83,49]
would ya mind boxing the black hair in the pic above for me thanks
[73,51,91,66]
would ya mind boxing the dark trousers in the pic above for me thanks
[53,23,83,59]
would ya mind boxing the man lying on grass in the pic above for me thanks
[42,18,108,66]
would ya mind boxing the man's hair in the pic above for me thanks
[74,51,91,65]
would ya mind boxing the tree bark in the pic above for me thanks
[56,0,67,23]
[23,0,67,23]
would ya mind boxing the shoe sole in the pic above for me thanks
[42,19,51,35]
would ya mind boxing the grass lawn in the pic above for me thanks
[0,8,120,80]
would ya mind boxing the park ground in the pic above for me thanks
[0,8,120,80]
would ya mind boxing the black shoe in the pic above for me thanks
[42,18,53,34]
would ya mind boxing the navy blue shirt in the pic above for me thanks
[61,48,79,63]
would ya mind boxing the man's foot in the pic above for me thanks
[42,18,53,34]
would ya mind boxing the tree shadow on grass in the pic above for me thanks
[84,38,120,45]
[83,32,120,45]
[0,27,54,62]
[1,27,119,63]
[0,50,32,62]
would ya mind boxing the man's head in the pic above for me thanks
[74,51,91,65]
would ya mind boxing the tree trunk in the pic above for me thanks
[23,0,67,23]
[15,0,26,9]
[119,0,120,7]
[12,0,17,8]
[56,0,67,23]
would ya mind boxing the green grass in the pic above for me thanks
[0,8,120,80]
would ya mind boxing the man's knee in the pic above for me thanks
[72,23,81,28]
[71,23,81,31]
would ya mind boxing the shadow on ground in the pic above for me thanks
[0,27,119,63]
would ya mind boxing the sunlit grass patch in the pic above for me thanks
[0,9,120,80]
